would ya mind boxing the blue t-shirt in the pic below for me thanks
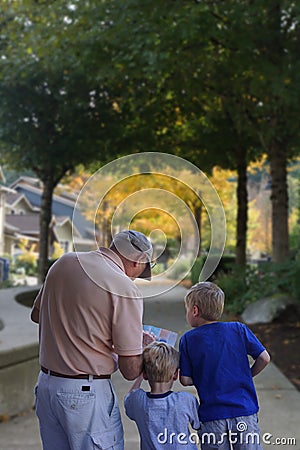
[179,321,265,422]
[124,389,200,450]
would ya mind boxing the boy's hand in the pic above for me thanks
[142,330,156,348]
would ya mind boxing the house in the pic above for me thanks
[5,214,83,256]
[0,167,17,255]
[0,169,96,259]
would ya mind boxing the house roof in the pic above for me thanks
[5,192,40,211]
[10,181,76,207]
[11,183,93,239]
[9,176,41,190]
[5,192,22,205]
[6,213,84,242]
[5,214,40,235]
[0,186,16,194]
[10,177,79,201]
[54,215,72,226]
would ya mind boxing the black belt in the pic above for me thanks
[41,366,111,380]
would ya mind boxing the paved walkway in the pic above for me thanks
[0,281,299,449]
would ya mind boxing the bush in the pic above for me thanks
[151,263,165,276]
[190,257,205,284]
[216,258,300,315]
[189,255,236,285]
[16,252,37,275]
[166,258,191,280]
[217,266,252,314]
[0,279,14,289]
[215,255,236,276]
[45,258,58,273]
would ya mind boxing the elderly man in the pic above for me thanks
[31,230,154,450]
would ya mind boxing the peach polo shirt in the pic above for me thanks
[33,248,143,376]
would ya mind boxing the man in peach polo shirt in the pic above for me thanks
[31,230,154,450]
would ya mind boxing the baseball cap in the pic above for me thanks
[111,230,154,280]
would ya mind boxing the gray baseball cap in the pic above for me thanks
[111,230,153,280]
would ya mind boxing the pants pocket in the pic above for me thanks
[90,423,123,449]
[56,391,96,433]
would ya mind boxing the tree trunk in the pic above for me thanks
[269,143,289,262]
[194,202,202,257]
[236,151,248,266]
[38,177,55,283]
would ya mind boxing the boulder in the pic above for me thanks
[241,294,299,324]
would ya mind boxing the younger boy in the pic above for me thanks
[180,281,270,450]
[125,341,200,449]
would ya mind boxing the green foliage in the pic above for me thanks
[216,267,249,315]
[0,1,130,280]
[16,252,38,276]
[45,258,58,274]
[151,263,165,276]
[167,259,191,280]
[190,257,205,285]
[1,0,300,275]
[51,242,64,260]
[217,259,300,315]
[190,255,236,285]
[0,279,14,289]
[214,255,236,277]
[106,0,300,263]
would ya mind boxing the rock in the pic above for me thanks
[241,294,299,324]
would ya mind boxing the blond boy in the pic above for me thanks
[125,342,200,449]
[180,281,270,450]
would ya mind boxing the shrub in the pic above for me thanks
[216,258,300,315]
[190,255,236,285]
[51,242,64,260]
[151,263,165,276]
[16,252,37,275]
[0,279,14,289]
[166,258,191,280]
[190,257,205,284]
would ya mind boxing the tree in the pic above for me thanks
[103,0,300,263]
[0,1,121,281]
[187,1,300,262]
[95,0,259,265]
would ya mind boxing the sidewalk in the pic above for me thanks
[0,281,299,449]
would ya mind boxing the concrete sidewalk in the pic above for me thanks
[0,281,299,449]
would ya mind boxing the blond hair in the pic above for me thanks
[185,281,225,321]
[143,342,179,383]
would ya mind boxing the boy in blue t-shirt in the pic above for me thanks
[180,281,270,450]
[125,341,200,450]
